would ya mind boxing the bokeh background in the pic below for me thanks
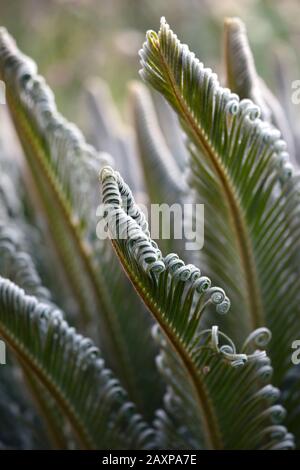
[1,0,300,130]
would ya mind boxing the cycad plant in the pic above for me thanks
[0,16,299,449]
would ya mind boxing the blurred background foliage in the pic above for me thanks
[1,0,300,131]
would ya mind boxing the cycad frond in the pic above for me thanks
[0,276,154,449]
[129,81,185,205]
[283,365,300,447]
[139,18,300,386]
[0,169,151,449]
[84,77,146,200]
[0,220,73,448]
[151,90,188,172]
[0,362,47,449]
[129,82,197,261]
[0,27,162,417]
[0,28,108,328]
[224,16,296,163]
[100,166,293,450]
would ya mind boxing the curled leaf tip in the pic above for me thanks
[224,16,245,30]
[146,30,159,48]
[100,165,115,182]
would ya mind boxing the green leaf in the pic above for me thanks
[129,81,185,206]
[0,276,154,449]
[224,16,296,163]
[100,165,294,449]
[0,360,47,449]
[0,28,162,418]
[139,18,300,387]
[0,167,152,449]
[129,81,191,258]
[151,89,188,172]
[0,223,72,448]
[84,77,146,200]
[282,365,300,448]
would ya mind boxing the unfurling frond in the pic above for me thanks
[100,166,293,450]
[139,18,300,389]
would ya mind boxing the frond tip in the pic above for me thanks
[100,165,231,322]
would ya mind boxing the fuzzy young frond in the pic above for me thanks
[100,166,293,450]
[139,18,300,387]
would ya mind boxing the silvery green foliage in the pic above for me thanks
[0,16,299,449]
[139,17,300,384]
[0,110,153,450]
[224,17,297,165]
[83,77,146,201]
[100,166,293,449]
[0,277,154,449]
[0,27,162,421]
